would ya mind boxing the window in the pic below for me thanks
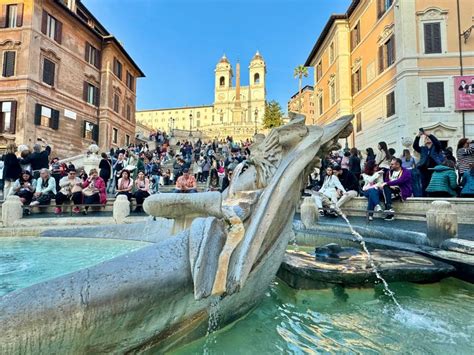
[424,23,442,54]
[113,94,120,113]
[329,81,336,105]
[83,121,98,142]
[125,134,130,146]
[219,76,225,87]
[85,42,100,68]
[254,73,260,84]
[83,82,100,106]
[0,101,17,133]
[356,112,362,132]
[316,62,322,82]
[329,42,335,64]
[386,91,395,117]
[34,104,59,130]
[113,58,122,79]
[318,94,323,115]
[377,0,394,19]
[126,104,131,121]
[427,82,445,108]
[2,51,15,77]
[3,4,24,28]
[378,35,395,73]
[41,11,62,44]
[126,71,134,90]
[351,22,361,50]
[112,128,118,144]
[42,58,55,86]
[351,69,361,94]
[197,112,200,118]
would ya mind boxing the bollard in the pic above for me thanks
[426,201,458,248]
[2,195,23,227]
[300,196,318,229]
[113,195,130,224]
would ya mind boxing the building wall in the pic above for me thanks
[288,87,315,125]
[0,0,142,158]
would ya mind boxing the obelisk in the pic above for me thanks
[233,61,243,124]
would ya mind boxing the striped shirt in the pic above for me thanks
[457,146,474,174]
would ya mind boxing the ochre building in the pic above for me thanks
[0,0,144,158]
[136,52,266,141]
[305,0,474,152]
[287,85,315,125]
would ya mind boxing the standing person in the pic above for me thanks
[413,130,444,196]
[456,138,474,178]
[30,168,56,206]
[21,142,51,179]
[174,168,197,193]
[148,158,161,193]
[460,164,474,198]
[348,148,361,181]
[401,148,420,197]
[375,141,392,173]
[133,171,150,212]
[361,161,384,221]
[206,168,220,192]
[99,153,112,188]
[2,143,21,198]
[50,157,63,192]
[425,160,458,198]
[112,152,126,191]
[312,166,346,216]
[55,169,83,214]
[11,170,36,210]
[81,168,106,214]
[116,170,133,201]
[341,151,350,170]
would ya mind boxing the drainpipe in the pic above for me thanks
[456,0,466,137]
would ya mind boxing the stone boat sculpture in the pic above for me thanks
[0,114,353,353]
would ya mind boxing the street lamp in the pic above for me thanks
[254,108,258,135]
[169,117,175,137]
[189,113,193,137]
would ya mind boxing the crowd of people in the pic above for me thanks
[307,131,474,221]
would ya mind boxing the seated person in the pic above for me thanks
[30,168,57,207]
[426,160,458,198]
[460,164,474,198]
[11,170,36,209]
[116,169,134,201]
[133,170,150,212]
[380,158,413,220]
[82,168,107,214]
[312,166,346,216]
[333,165,359,210]
[55,169,83,214]
[175,168,197,193]
[361,161,384,221]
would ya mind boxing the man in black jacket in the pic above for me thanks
[21,143,51,179]
[333,165,359,210]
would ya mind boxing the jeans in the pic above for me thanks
[151,175,160,193]
[362,189,380,212]
[174,189,197,193]
[55,191,82,206]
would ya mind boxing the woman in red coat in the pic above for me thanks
[81,168,107,214]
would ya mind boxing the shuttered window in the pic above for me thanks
[83,121,99,142]
[351,22,360,51]
[356,112,362,132]
[424,22,442,54]
[351,69,361,94]
[113,94,120,113]
[126,71,134,90]
[83,82,100,106]
[427,82,445,108]
[318,94,323,115]
[126,104,131,121]
[378,35,395,73]
[316,62,322,82]
[2,51,15,77]
[0,4,23,28]
[85,42,101,68]
[386,91,395,117]
[41,11,62,44]
[42,58,55,86]
[113,58,122,80]
[34,104,59,130]
[377,0,394,19]
[112,128,118,144]
[0,101,17,134]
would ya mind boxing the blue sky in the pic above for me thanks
[83,0,351,112]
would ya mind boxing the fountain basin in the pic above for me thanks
[278,249,455,289]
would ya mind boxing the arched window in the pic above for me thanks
[254,73,260,84]
[219,76,225,87]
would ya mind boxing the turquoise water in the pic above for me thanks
[0,237,148,297]
[173,278,474,354]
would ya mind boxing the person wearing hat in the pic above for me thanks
[175,168,197,193]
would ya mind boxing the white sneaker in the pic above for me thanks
[29,201,40,206]
[374,204,383,212]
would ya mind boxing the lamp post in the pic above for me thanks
[169,117,175,137]
[189,113,193,137]
[254,108,258,135]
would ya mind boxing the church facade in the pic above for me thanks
[136,52,266,141]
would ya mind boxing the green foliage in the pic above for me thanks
[263,100,284,129]
[293,65,309,80]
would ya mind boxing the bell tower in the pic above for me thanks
[249,51,266,88]
[214,54,233,103]
[249,51,266,125]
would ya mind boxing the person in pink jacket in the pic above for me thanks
[81,168,107,214]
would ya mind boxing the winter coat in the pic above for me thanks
[413,135,445,169]
[384,167,412,200]
[426,165,457,196]
[21,146,51,171]
[460,171,474,196]
[3,153,22,181]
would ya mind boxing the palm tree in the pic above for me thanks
[293,65,309,113]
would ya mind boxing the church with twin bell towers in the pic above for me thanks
[136,51,267,141]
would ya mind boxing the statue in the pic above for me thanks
[0,114,353,353]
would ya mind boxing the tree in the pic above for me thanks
[293,65,308,112]
[263,100,284,129]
